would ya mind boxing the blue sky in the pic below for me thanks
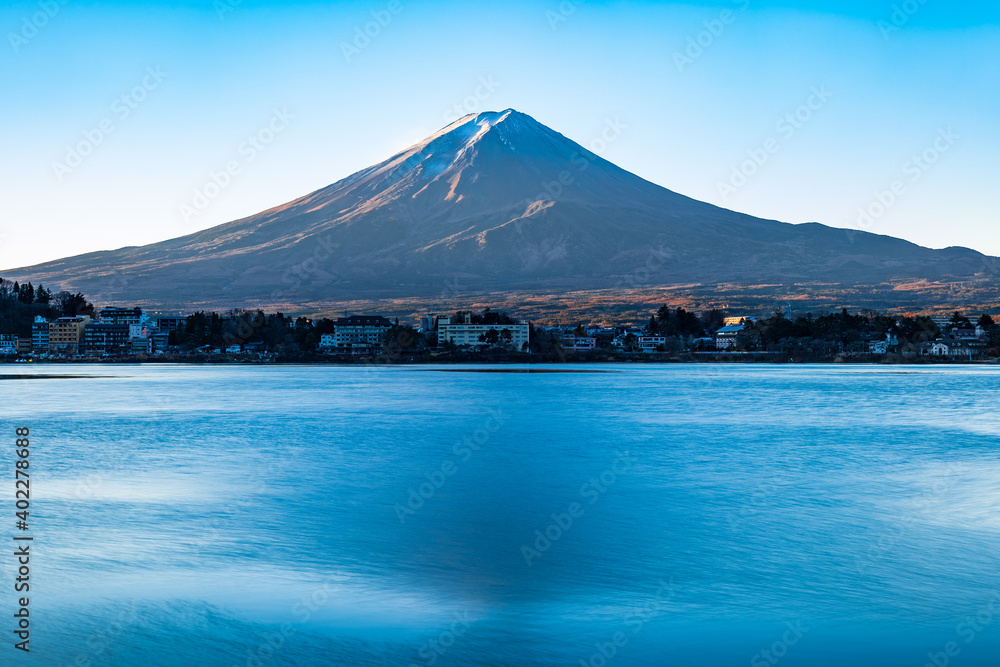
[1,0,998,268]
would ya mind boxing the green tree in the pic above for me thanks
[499,328,513,350]
[478,329,500,347]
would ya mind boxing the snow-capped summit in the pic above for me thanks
[3,109,990,309]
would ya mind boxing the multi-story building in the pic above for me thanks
[0,335,17,355]
[150,330,170,352]
[561,335,597,351]
[715,324,745,350]
[48,316,90,354]
[637,335,666,353]
[418,315,436,333]
[437,313,530,350]
[130,337,152,354]
[31,316,49,352]
[81,323,130,354]
[333,315,394,353]
[98,307,144,327]
[319,333,336,349]
[16,338,31,355]
[153,316,186,332]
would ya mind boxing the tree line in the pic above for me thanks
[0,278,94,337]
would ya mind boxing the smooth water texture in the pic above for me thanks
[3,364,1000,666]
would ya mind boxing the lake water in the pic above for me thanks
[3,364,1000,666]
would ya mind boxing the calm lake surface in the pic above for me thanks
[4,364,1000,666]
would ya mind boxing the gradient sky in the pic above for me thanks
[1,0,998,269]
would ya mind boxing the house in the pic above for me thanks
[867,333,899,355]
[561,335,596,351]
[612,329,643,350]
[715,324,745,350]
[638,335,666,353]
[333,315,394,353]
[437,313,529,350]
[49,316,91,354]
[225,344,243,354]
[723,316,757,327]
[951,326,987,341]
[923,340,986,358]
[245,341,266,354]
[319,333,336,349]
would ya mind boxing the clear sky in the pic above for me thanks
[2,0,998,269]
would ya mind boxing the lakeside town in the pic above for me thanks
[1,278,999,363]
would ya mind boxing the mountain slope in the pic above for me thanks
[3,109,993,310]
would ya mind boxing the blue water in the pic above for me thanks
[3,364,1000,666]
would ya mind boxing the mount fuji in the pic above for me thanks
[4,109,995,315]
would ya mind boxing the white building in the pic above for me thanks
[333,315,394,353]
[637,335,666,353]
[715,324,745,349]
[319,333,336,349]
[868,333,899,354]
[925,340,985,358]
[437,313,529,350]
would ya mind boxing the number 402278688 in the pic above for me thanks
[15,427,30,529]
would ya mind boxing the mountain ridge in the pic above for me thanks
[4,109,996,315]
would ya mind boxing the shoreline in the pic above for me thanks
[4,352,998,366]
